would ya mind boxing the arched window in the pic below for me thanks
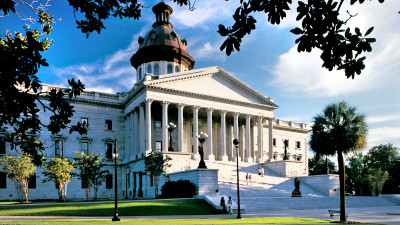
[175,65,180,72]
[147,64,152,74]
[138,68,142,80]
[154,63,160,75]
[167,64,173,74]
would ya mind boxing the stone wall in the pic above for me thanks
[298,174,339,196]
[263,161,307,177]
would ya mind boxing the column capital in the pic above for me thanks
[177,103,185,109]
[193,105,201,110]
[221,110,228,115]
[207,108,214,113]
[162,101,170,106]
[145,99,153,104]
[234,112,240,116]
[246,114,252,119]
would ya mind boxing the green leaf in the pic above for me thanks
[365,26,374,36]
[290,27,303,35]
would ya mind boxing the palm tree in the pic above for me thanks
[310,101,367,222]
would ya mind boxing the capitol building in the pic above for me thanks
[0,2,312,200]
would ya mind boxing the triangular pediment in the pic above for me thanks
[144,67,277,108]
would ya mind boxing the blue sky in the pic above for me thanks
[2,0,399,154]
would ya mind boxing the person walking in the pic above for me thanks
[246,173,249,185]
[249,174,252,185]
[261,167,264,177]
[227,196,233,214]
[220,197,226,213]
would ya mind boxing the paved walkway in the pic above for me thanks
[1,206,399,224]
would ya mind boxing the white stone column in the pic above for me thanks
[233,112,240,161]
[245,114,252,162]
[134,108,139,158]
[268,118,273,162]
[124,115,129,161]
[177,103,185,153]
[207,108,215,161]
[192,106,200,160]
[220,110,228,161]
[130,112,134,160]
[145,99,153,154]
[257,116,264,163]
[162,101,170,152]
[240,124,245,160]
[139,104,145,157]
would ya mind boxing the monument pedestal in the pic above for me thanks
[291,190,302,197]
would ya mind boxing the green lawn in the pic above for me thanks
[0,199,216,217]
[0,217,378,225]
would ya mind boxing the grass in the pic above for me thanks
[0,199,217,217]
[0,217,379,225]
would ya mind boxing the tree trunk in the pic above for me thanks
[326,155,329,174]
[86,187,91,201]
[94,185,98,201]
[337,150,346,222]
[15,181,23,203]
[154,176,159,198]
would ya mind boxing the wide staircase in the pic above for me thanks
[204,160,398,212]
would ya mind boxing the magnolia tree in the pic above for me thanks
[43,158,75,201]
[74,152,109,201]
[0,154,36,203]
[144,151,171,198]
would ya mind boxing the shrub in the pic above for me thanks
[161,180,196,198]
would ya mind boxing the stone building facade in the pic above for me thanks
[0,2,310,200]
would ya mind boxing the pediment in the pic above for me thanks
[144,67,277,108]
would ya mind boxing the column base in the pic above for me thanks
[244,157,253,163]
[192,153,200,160]
[256,157,264,163]
[219,155,229,162]
[232,156,242,162]
[207,154,215,162]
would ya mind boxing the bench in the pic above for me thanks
[328,210,348,220]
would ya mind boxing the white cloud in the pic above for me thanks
[191,41,227,62]
[367,126,400,147]
[268,1,400,97]
[367,114,400,124]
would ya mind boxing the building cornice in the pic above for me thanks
[273,125,311,134]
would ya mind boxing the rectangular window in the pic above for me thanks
[156,141,162,151]
[0,172,6,189]
[273,138,276,147]
[81,117,88,126]
[55,140,63,157]
[81,142,89,155]
[0,137,5,154]
[105,120,112,130]
[106,143,113,159]
[155,121,161,128]
[28,173,36,189]
[127,172,130,188]
[296,141,301,149]
[106,174,113,189]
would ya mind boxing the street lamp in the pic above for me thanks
[233,138,242,219]
[167,122,176,151]
[283,139,289,160]
[112,138,120,221]
[197,132,208,169]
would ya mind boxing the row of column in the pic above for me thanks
[125,99,274,162]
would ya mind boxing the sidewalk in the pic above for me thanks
[1,206,399,224]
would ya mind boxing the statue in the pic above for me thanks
[291,177,302,197]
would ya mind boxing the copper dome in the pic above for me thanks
[130,2,195,70]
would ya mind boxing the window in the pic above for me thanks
[155,121,161,128]
[106,143,113,159]
[0,172,6,189]
[154,63,159,75]
[138,68,142,80]
[296,141,301,149]
[0,137,5,154]
[55,140,63,157]
[147,64,152,74]
[105,120,113,130]
[81,142,89,155]
[175,65,180,73]
[273,138,276,147]
[81,118,88,126]
[167,64,173,74]
[106,174,113,189]
[156,141,162,151]
[28,173,36,189]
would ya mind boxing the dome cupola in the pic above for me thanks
[130,2,195,82]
